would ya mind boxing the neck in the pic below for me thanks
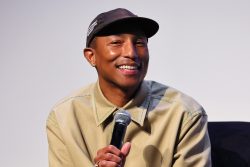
[99,82,141,107]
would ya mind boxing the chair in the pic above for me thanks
[208,122,250,167]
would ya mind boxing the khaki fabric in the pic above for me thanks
[46,80,211,167]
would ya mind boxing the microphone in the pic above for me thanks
[110,109,131,149]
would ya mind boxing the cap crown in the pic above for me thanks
[86,8,159,47]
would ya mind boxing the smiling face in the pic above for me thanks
[84,28,149,93]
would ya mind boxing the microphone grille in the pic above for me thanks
[114,109,131,126]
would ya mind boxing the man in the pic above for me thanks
[46,8,211,167]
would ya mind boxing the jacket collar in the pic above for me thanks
[92,81,150,127]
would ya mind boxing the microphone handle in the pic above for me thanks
[110,122,127,149]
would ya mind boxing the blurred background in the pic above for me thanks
[0,0,249,166]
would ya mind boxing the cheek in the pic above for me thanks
[138,47,149,56]
[144,57,149,70]
[102,47,121,62]
[140,50,149,62]
[140,50,149,70]
[108,48,122,61]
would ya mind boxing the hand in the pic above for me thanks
[94,142,131,167]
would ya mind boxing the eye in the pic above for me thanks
[110,40,123,46]
[135,39,147,47]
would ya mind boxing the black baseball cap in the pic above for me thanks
[86,8,159,47]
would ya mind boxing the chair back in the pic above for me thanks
[208,122,250,167]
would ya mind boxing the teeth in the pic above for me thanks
[119,65,138,70]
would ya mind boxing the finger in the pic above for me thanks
[121,142,131,156]
[94,156,121,166]
[98,160,121,167]
[94,145,123,164]
[97,145,122,156]
[103,153,122,163]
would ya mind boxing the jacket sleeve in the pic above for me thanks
[46,111,75,167]
[172,110,212,167]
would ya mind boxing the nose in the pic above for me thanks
[122,40,138,60]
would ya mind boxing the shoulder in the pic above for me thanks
[144,80,206,117]
[47,83,96,123]
[51,83,94,110]
[47,83,96,130]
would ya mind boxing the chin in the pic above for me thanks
[119,80,142,90]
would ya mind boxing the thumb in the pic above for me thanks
[121,142,131,156]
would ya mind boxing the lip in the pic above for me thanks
[116,61,141,68]
[116,64,141,75]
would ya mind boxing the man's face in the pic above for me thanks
[90,29,149,91]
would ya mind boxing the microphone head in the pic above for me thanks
[114,109,131,126]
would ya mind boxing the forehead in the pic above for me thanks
[92,32,147,49]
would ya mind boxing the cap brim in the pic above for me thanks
[98,17,159,38]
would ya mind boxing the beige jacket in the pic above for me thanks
[46,80,211,167]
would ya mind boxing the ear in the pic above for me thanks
[83,47,96,67]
